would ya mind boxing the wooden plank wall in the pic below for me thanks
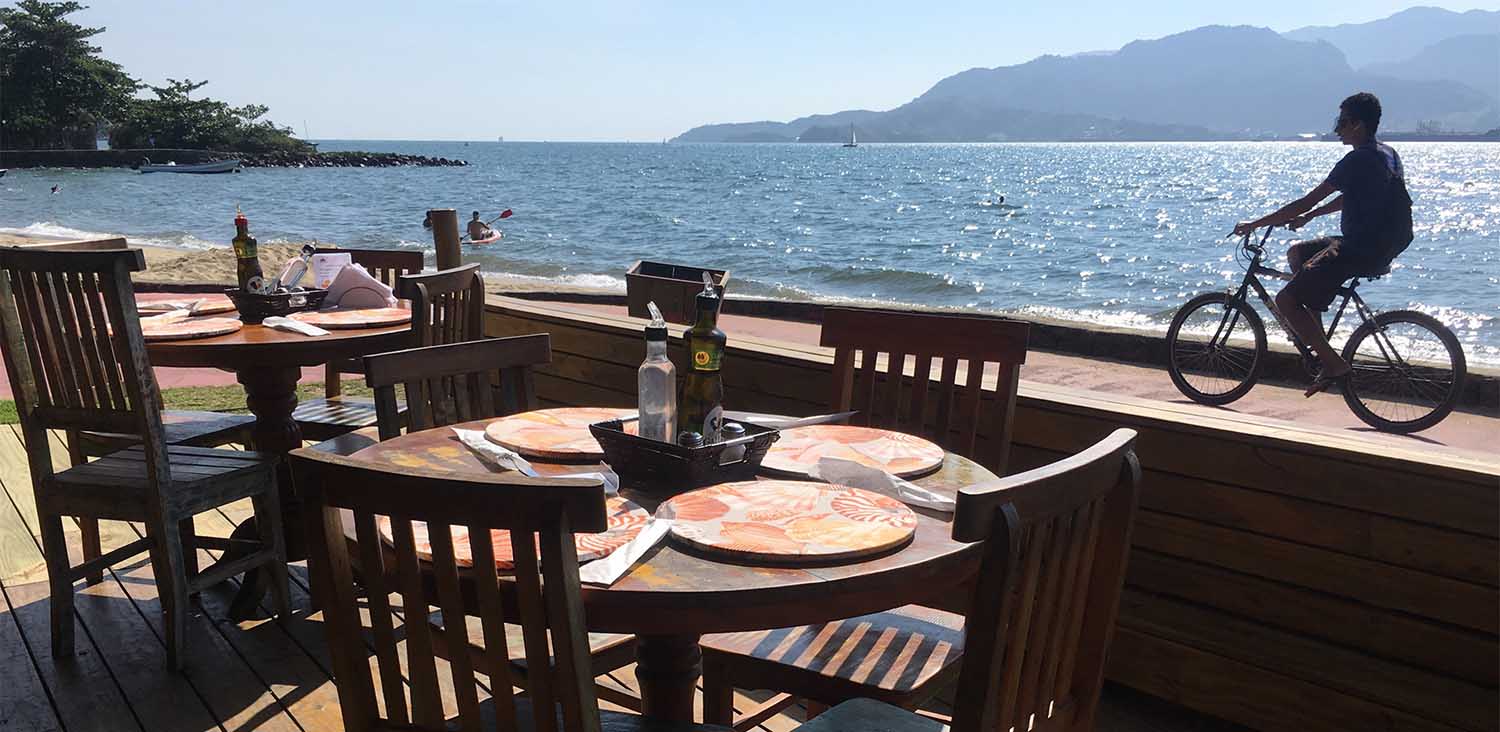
[484,296,1500,732]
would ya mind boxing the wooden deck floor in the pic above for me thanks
[0,424,1241,732]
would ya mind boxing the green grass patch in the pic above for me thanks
[0,380,373,424]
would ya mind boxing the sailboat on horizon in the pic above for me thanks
[843,124,858,147]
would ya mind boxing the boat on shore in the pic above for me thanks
[138,159,242,174]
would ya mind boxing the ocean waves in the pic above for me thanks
[3,141,1496,366]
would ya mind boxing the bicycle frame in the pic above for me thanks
[1218,228,1386,377]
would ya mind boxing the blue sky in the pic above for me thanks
[63,1,1500,141]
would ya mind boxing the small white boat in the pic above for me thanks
[139,159,242,174]
[843,124,858,147]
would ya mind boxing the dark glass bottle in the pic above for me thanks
[232,208,264,292]
[678,283,726,442]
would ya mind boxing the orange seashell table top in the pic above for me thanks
[376,495,650,570]
[140,316,244,342]
[289,306,412,330]
[483,407,637,460]
[759,425,945,479]
[661,480,917,565]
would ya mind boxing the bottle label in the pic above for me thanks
[692,348,722,371]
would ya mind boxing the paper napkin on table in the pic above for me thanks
[139,300,202,314]
[262,316,330,337]
[579,507,674,587]
[810,456,956,513]
[326,263,397,309]
[451,428,621,494]
[454,428,538,474]
[143,308,193,323]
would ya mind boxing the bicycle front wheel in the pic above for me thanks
[1167,292,1267,405]
[1341,310,1466,433]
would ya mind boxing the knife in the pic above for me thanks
[722,410,858,430]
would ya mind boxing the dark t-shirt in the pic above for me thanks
[1324,141,1413,262]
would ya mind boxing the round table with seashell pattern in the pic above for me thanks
[317,415,998,724]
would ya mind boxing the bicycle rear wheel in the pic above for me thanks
[1340,310,1466,433]
[1167,292,1267,405]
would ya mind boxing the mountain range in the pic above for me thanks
[674,6,1500,142]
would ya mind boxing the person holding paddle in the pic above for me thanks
[463,208,513,245]
[467,211,498,242]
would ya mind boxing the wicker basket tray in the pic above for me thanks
[225,288,329,323]
[589,418,779,494]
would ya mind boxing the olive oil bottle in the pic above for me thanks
[232,207,264,293]
[679,281,726,442]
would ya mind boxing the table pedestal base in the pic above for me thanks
[635,634,703,723]
[223,365,306,619]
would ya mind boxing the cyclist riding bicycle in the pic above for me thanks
[1231,92,1414,396]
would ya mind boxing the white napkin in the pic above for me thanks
[261,316,330,337]
[143,308,193,323]
[139,299,202,314]
[579,508,675,587]
[326,263,398,309]
[810,457,956,513]
[453,428,538,475]
[450,428,620,494]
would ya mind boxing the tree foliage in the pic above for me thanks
[110,78,312,154]
[0,0,136,148]
[1,1,309,153]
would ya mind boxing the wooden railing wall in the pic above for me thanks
[484,295,1500,732]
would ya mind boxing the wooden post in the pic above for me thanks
[429,209,461,270]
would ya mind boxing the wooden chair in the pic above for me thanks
[12,238,258,583]
[290,249,425,441]
[0,247,289,670]
[707,430,1141,731]
[700,307,1030,727]
[822,307,1029,474]
[397,262,487,347]
[363,334,643,711]
[363,334,548,441]
[292,448,728,731]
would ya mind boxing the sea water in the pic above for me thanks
[3,140,1495,365]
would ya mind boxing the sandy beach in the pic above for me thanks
[0,230,622,297]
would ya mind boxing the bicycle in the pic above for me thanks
[1165,226,1466,433]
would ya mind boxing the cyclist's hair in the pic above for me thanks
[1340,92,1382,134]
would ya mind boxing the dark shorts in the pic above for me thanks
[1283,237,1389,311]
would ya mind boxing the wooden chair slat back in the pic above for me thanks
[0,246,170,484]
[291,448,608,732]
[949,428,1140,732]
[364,334,551,440]
[819,307,1029,474]
[316,248,425,289]
[398,264,485,347]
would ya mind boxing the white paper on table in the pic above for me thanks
[139,300,202,314]
[326,264,397,309]
[451,428,620,494]
[310,252,352,290]
[453,428,538,475]
[579,509,674,587]
[262,316,330,337]
[809,457,956,513]
[143,308,193,323]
